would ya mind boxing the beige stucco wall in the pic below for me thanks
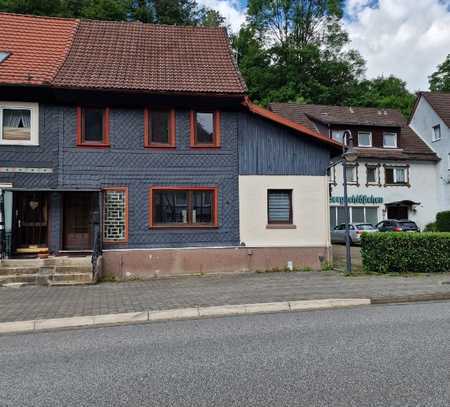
[239,175,331,247]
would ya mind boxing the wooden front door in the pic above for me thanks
[63,192,96,250]
[13,191,48,254]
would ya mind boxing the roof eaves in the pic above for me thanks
[243,98,342,152]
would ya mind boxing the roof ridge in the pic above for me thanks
[0,11,229,31]
[79,17,228,31]
[272,102,400,113]
[0,11,77,22]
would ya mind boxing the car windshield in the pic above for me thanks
[356,224,375,230]
[399,221,417,229]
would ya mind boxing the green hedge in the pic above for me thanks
[436,211,450,232]
[361,232,450,273]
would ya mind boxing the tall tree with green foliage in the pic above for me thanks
[0,0,227,26]
[347,76,416,118]
[235,0,365,105]
[429,54,450,92]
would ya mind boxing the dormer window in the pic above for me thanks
[358,131,372,147]
[383,132,397,148]
[0,51,10,64]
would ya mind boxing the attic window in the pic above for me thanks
[0,51,10,64]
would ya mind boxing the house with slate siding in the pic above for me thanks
[270,103,439,230]
[0,13,340,283]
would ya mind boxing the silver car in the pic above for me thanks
[331,223,378,245]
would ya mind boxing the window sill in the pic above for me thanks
[384,183,409,187]
[145,144,176,149]
[266,224,297,230]
[149,224,219,229]
[0,141,39,146]
[77,143,110,148]
[190,145,221,149]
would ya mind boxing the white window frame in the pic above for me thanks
[357,131,372,147]
[366,165,378,185]
[394,167,406,183]
[345,164,358,184]
[0,102,39,146]
[331,130,345,144]
[432,124,441,142]
[383,132,397,148]
[385,165,408,185]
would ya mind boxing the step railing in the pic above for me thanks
[91,223,102,280]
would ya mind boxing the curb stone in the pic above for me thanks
[0,298,370,334]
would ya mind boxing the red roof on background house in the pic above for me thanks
[0,13,78,86]
[53,19,247,95]
[269,102,438,161]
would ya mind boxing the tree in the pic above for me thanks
[429,54,450,92]
[235,0,365,106]
[0,0,68,16]
[347,76,416,118]
[0,0,226,26]
[199,8,226,27]
[81,0,129,20]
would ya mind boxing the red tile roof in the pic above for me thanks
[0,13,78,86]
[53,19,246,95]
[244,99,342,152]
[269,102,438,161]
[270,103,405,128]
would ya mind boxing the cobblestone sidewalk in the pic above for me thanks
[1,271,450,323]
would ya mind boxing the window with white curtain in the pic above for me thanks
[0,102,39,145]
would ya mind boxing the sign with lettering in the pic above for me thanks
[0,167,53,174]
[330,194,383,205]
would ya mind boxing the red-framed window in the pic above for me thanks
[103,187,128,243]
[148,186,218,228]
[144,108,176,148]
[76,107,110,147]
[189,110,221,148]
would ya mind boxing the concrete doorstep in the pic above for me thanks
[0,298,371,334]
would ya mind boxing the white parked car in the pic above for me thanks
[331,223,378,245]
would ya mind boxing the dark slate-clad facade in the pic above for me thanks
[0,13,340,278]
[0,105,240,251]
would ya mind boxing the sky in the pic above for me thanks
[197,0,450,92]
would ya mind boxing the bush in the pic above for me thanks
[361,232,450,273]
[436,211,450,232]
[424,222,437,232]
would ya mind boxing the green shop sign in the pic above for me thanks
[330,194,383,205]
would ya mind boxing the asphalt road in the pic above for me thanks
[1,302,449,406]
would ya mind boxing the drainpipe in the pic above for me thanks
[0,189,5,259]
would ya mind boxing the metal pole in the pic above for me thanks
[342,136,352,274]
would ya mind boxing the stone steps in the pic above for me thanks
[0,256,95,286]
